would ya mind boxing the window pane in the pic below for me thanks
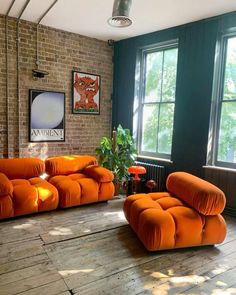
[162,48,178,102]
[141,104,158,152]
[144,51,163,102]
[223,37,236,100]
[158,103,175,154]
[217,101,236,163]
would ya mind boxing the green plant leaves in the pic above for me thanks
[95,125,137,184]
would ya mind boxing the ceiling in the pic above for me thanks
[0,0,236,41]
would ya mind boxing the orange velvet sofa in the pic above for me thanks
[45,155,115,208]
[123,172,227,251]
[0,158,58,220]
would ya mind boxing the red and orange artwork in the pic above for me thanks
[72,71,100,114]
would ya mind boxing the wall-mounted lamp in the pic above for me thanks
[32,69,49,78]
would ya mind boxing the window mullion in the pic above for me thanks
[222,98,236,102]
[156,50,165,155]
[215,36,229,165]
[138,52,147,154]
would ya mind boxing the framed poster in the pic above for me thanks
[72,71,100,114]
[29,89,65,142]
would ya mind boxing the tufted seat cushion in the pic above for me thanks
[46,156,114,208]
[10,178,59,217]
[123,172,227,251]
[124,193,226,251]
[49,173,114,208]
[0,158,59,220]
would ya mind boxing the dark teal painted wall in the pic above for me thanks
[112,12,236,177]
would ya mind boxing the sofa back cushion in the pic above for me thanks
[45,155,97,176]
[0,158,45,180]
[166,172,226,215]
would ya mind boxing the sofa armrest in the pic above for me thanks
[0,173,13,197]
[83,165,114,183]
[166,172,226,215]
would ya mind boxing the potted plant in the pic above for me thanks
[95,125,136,194]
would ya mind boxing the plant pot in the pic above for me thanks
[114,180,122,196]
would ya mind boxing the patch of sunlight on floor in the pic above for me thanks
[13,219,37,229]
[103,211,119,216]
[170,274,209,285]
[59,269,94,277]
[212,267,227,275]
[49,227,73,236]
[216,281,228,287]
[103,211,126,220]
[167,269,174,276]
[211,288,236,295]
[13,223,34,229]
[144,282,170,295]
[118,211,126,220]
[83,229,91,233]
[144,270,169,279]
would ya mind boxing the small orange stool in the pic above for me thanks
[127,165,146,195]
[128,166,146,180]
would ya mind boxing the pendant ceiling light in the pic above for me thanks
[108,0,132,28]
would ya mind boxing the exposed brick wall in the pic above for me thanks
[0,16,7,157]
[0,15,113,159]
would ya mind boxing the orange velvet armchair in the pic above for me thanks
[45,155,115,208]
[0,158,58,220]
[123,172,227,251]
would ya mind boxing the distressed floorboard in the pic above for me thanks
[0,199,235,295]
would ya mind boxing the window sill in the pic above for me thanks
[137,155,173,164]
[203,165,236,173]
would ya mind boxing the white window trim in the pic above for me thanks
[203,165,236,173]
[207,29,236,170]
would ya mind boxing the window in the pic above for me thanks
[135,41,178,160]
[209,34,236,169]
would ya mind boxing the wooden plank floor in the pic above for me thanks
[0,198,236,295]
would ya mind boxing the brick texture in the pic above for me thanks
[0,15,113,159]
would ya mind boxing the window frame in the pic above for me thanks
[208,30,236,169]
[135,39,178,160]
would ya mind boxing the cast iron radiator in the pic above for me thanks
[135,161,166,192]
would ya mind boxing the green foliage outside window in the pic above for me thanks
[141,47,177,157]
[217,37,236,164]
